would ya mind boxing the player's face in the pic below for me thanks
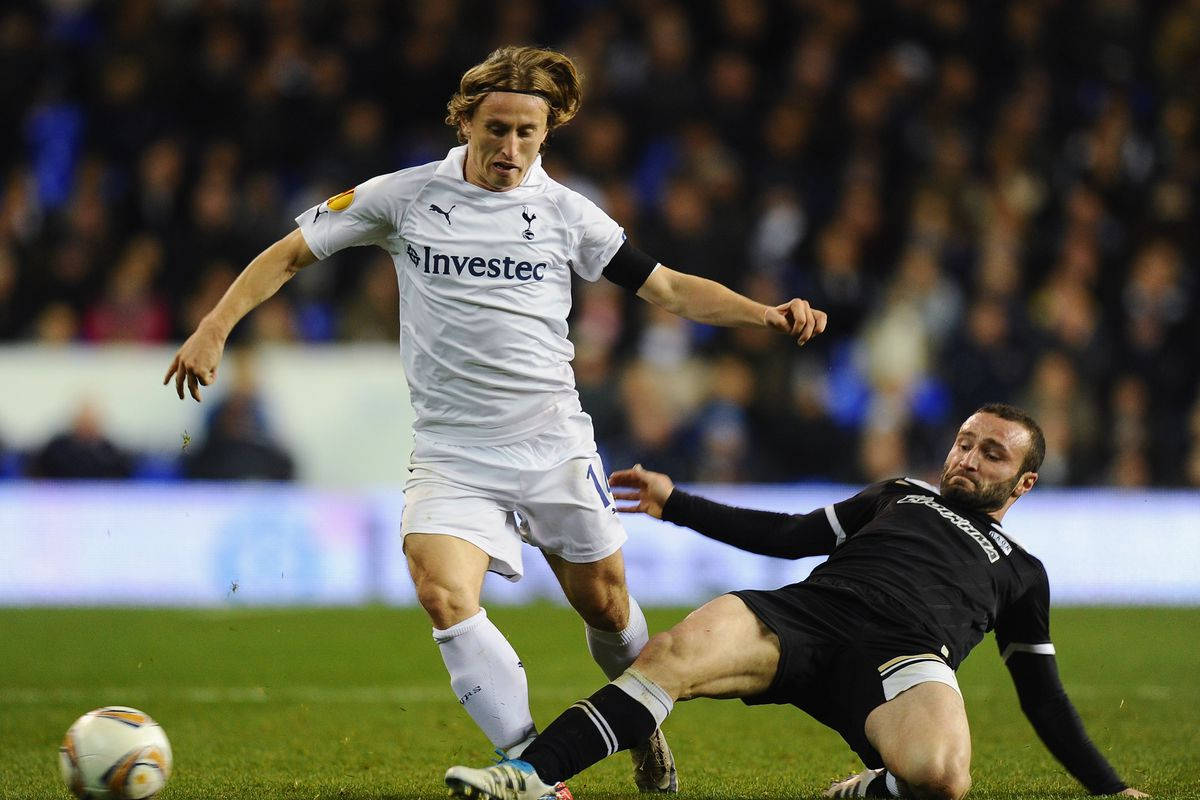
[939,413,1034,512]
[461,92,549,191]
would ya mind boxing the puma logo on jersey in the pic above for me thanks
[521,206,537,239]
[429,203,456,225]
[313,207,328,222]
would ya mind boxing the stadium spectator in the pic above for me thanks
[0,0,1196,487]
[690,354,756,483]
[28,402,133,480]
[338,252,401,342]
[0,244,18,339]
[31,302,80,345]
[943,298,1032,423]
[82,234,170,343]
[182,355,294,482]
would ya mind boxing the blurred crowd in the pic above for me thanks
[1,0,1198,487]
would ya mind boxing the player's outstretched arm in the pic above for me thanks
[1005,652,1147,796]
[635,265,827,346]
[611,464,837,558]
[163,228,317,401]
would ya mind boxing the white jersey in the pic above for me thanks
[296,145,626,445]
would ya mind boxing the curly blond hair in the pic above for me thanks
[446,46,583,148]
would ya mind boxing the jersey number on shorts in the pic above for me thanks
[586,463,612,508]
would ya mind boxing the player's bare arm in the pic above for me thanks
[635,265,827,345]
[163,228,317,401]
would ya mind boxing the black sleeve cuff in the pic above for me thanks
[601,240,658,291]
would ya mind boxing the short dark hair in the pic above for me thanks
[974,403,1045,475]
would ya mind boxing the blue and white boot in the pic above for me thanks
[445,759,556,800]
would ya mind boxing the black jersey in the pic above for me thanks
[808,478,1051,668]
[663,477,1051,667]
[660,479,1128,795]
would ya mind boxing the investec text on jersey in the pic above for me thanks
[406,243,549,282]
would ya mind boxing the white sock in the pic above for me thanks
[433,608,536,752]
[885,770,904,797]
[585,594,649,680]
[612,667,675,728]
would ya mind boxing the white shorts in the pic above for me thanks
[400,412,627,580]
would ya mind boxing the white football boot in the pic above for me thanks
[630,727,678,792]
[824,767,886,797]
[445,761,555,800]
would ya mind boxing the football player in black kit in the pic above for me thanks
[445,404,1148,800]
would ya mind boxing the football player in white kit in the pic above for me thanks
[164,46,827,798]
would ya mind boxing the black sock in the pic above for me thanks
[865,770,905,797]
[864,772,891,797]
[521,684,657,784]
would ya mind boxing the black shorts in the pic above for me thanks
[730,579,958,769]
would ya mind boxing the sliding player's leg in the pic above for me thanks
[825,680,971,799]
[445,593,781,798]
[525,432,677,793]
[545,550,675,791]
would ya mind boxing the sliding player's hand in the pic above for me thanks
[163,323,226,402]
[765,298,827,346]
[609,463,675,519]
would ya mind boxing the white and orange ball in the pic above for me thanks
[59,707,172,800]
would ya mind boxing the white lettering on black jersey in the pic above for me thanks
[813,478,1050,667]
[895,494,1000,562]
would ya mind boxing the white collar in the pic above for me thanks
[901,477,942,495]
[435,145,546,189]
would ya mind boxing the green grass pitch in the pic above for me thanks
[1,605,1195,799]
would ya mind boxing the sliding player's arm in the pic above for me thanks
[609,465,886,559]
[163,229,317,401]
[997,580,1146,796]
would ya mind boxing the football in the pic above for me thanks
[59,707,173,800]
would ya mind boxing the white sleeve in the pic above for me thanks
[295,172,404,260]
[556,190,626,282]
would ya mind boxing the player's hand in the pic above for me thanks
[163,321,226,402]
[764,298,827,346]
[609,464,674,520]
[1117,790,1149,797]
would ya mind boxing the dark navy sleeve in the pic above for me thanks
[1000,575,1128,794]
[822,481,896,546]
[660,490,836,558]
[995,570,1054,659]
[659,481,893,559]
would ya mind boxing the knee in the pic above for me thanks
[571,585,629,631]
[414,579,478,630]
[900,759,971,800]
[631,631,690,692]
